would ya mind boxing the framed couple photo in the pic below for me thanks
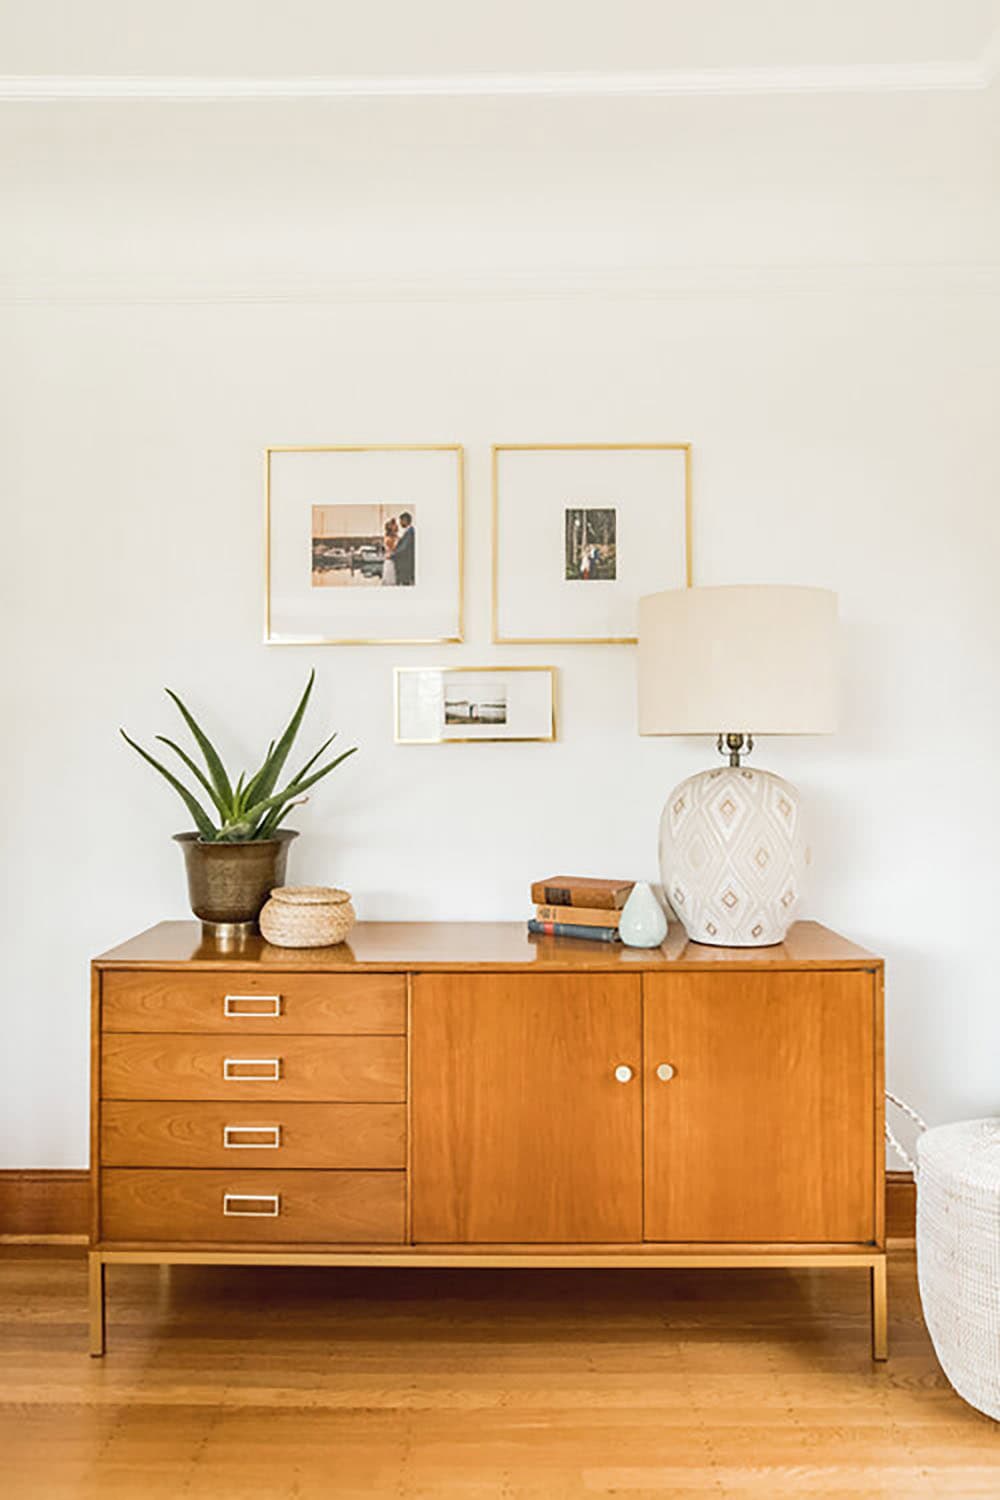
[265,445,464,644]
[491,443,692,644]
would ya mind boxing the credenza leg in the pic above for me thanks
[870,1256,888,1362]
[88,1253,106,1357]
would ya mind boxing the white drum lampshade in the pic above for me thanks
[638,586,837,947]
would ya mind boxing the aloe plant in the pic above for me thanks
[121,671,356,842]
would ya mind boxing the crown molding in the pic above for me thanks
[4,22,998,103]
[0,59,992,103]
[2,264,998,307]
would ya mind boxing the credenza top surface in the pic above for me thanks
[94,920,880,972]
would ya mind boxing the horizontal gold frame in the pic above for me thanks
[265,444,465,645]
[491,442,693,645]
[394,665,557,744]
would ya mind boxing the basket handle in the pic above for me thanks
[885,1091,928,1175]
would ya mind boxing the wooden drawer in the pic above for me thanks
[101,1168,405,1243]
[101,1034,405,1102]
[101,971,405,1034]
[101,1101,406,1169]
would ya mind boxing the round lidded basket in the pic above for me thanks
[259,886,356,948]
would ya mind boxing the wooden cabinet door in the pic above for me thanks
[643,971,877,1244]
[412,974,642,1244]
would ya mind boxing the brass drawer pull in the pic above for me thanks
[223,1124,281,1149]
[223,1192,280,1218]
[223,1057,281,1082]
[224,994,282,1019]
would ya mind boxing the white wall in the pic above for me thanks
[2,79,998,1167]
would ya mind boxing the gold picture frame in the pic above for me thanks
[491,442,693,645]
[394,665,557,744]
[265,444,465,645]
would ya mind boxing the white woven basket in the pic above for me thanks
[888,1096,1000,1421]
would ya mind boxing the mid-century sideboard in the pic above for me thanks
[89,920,887,1357]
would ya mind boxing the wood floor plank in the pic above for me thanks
[0,1248,994,1499]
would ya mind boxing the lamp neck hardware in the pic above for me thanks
[717,732,754,767]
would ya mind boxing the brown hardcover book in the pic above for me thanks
[530,876,635,911]
[536,904,622,929]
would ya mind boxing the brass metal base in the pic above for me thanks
[201,919,256,937]
[87,1247,889,1361]
[200,920,256,948]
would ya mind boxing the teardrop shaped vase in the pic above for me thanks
[619,881,668,948]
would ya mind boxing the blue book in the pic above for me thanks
[527,919,621,943]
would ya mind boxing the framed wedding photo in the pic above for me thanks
[265,445,464,644]
[394,666,556,744]
[491,443,692,644]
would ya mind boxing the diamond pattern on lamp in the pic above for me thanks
[706,775,753,844]
[659,766,809,947]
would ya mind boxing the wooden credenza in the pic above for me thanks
[90,920,886,1357]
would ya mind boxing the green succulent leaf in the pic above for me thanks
[242,740,275,808]
[120,730,218,839]
[124,673,356,844]
[256,796,308,841]
[216,820,257,841]
[155,735,229,819]
[164,689,235,812]
[238,745,357,831]
[242,670,315,809]
[285,731,338,788]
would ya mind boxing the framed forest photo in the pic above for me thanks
[266,445,464,644]
[491,443,691,644]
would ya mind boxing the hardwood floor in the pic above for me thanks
[1,1248,995,1498]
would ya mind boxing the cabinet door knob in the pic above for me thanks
[614,1064,634,1083]
[656,1062,676,1082]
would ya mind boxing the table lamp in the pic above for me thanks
[638,585,838,946]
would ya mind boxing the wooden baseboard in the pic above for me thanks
[0,1168,919,1248]
[885,1169,916,1244]
[0,1170,89,1244]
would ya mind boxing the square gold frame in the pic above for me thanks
[265,444,465,645]
[491,442,693,645]
[394,665,557,744]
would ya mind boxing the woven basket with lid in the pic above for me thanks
[259,886,356,948]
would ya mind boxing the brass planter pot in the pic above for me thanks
[174,831,298,936]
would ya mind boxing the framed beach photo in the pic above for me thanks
[266,445,464,644]
[394,666,556,744]
[491,444,692,644]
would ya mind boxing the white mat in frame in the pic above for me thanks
[266,445,464,645]
[395,666,556,744]
[492,444,692,645]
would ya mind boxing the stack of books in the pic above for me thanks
[527,876,635,943]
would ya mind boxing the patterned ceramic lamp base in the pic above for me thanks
[659,765,809,947]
